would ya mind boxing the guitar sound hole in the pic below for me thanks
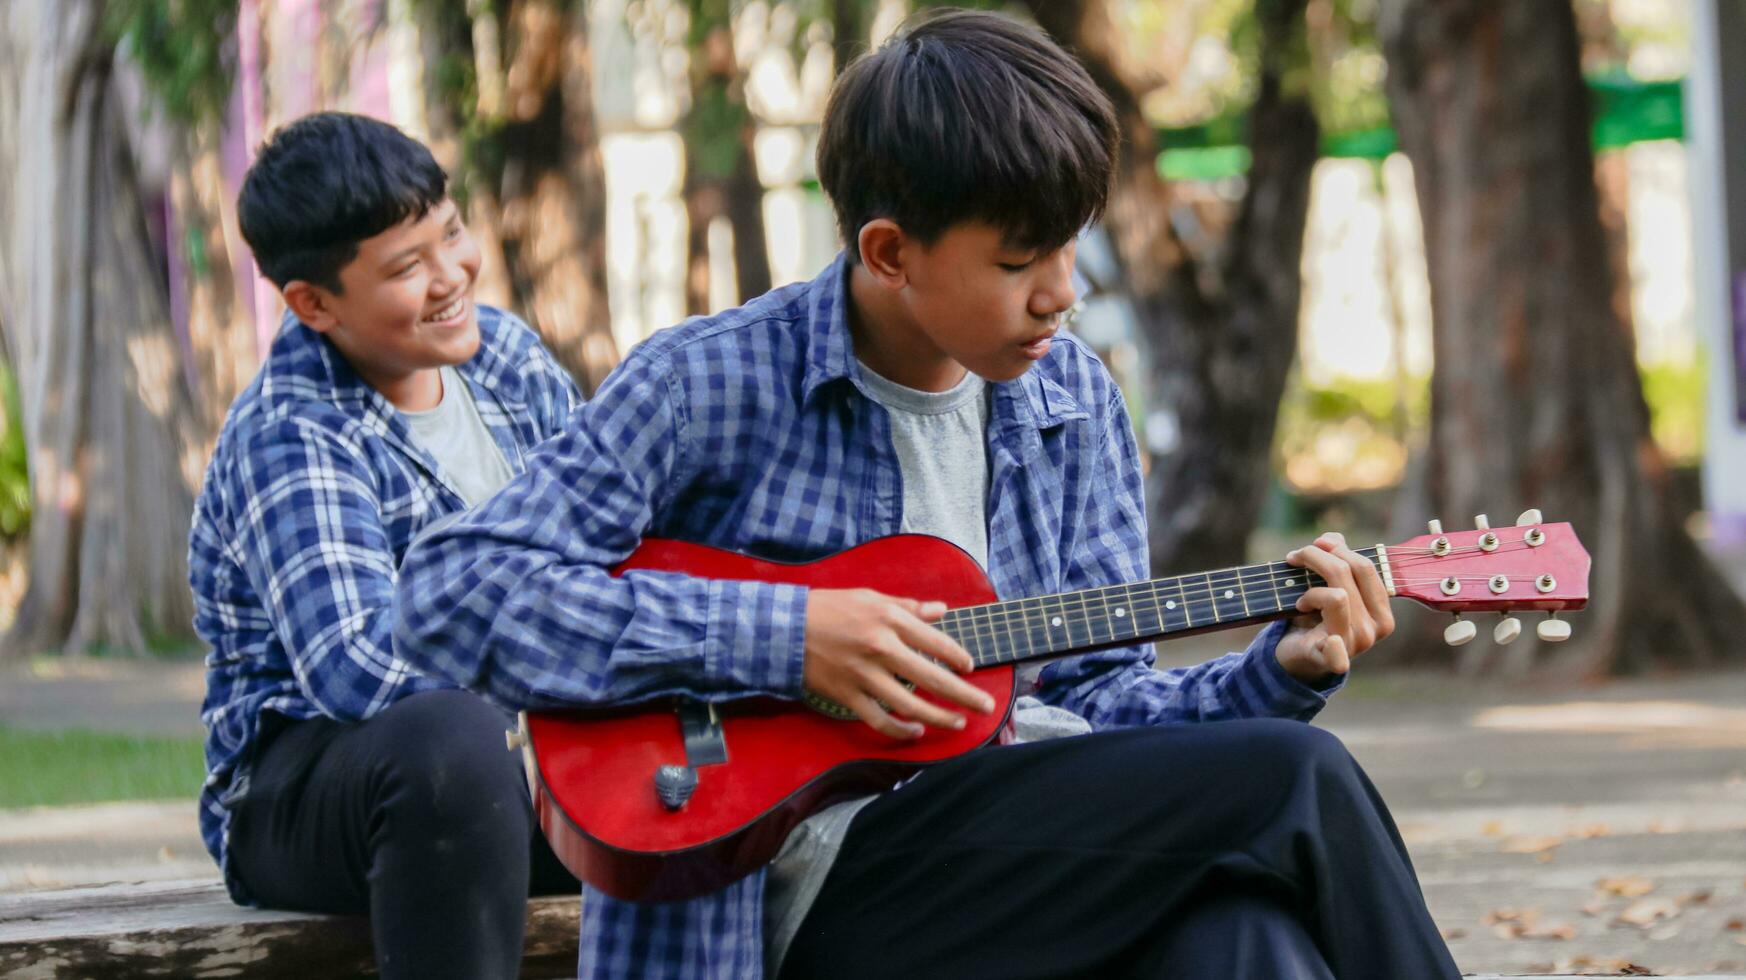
[802,680,919,721]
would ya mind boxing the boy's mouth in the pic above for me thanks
[421,295,469,325]
[1020,330,1055,360]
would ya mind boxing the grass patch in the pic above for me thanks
[0,726,203,808]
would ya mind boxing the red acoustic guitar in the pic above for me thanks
[515,510,1589,902]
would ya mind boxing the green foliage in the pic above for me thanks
[1273,373,1427,494]
[0,726,204,807]
[682,83,751,180]
[104,0,241,126]
[0,364,30,541]
[1640,355,1706,464]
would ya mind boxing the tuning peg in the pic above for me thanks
[1516,508,1543,526]
[1494,615,1521,644]
[1536,613,1571,642]
[1428,519,1444,535]
[1444,615,1476,646]
[1475,514,1490,530]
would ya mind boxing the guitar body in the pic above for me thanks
[524,535,1013,903]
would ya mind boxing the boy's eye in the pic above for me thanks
[444,223,463,240]
[998,260,1034,272]
[393,261,419,277]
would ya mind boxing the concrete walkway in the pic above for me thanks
[4,649,1746,975]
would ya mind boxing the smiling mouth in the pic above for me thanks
[421,296,468,324]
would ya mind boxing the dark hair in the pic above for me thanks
[816,9,1119,262]
[237,112,448,292]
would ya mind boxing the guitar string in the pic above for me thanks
[941,542,1543,637]
[940,540,1568,664]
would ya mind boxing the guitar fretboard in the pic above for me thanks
[936,548,1379,666]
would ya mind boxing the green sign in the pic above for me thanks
[1158,77,1684,181]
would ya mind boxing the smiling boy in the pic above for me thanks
[189,112,581,979]
[396,11,1459,979]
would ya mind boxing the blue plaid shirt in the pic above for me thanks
[395,254,1335,979]
[189,305,582,900]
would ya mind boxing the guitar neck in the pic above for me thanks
[936,547,1381,667]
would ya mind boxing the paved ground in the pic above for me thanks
[5,628,1746,974]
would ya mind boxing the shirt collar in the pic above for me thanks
[272,306,527,418]
[799,251,1084,430]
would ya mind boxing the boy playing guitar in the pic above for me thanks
[398,11,1464,979]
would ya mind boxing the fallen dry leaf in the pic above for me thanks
[1482,908,1577,940]
[1598,875,1656,898]
[1573,823,1611,839]
[1440,927,1467,941]
[1480,819,1505,836]
[1617,896,1681,928]
[1501,835,1564,854]
[1524,921,1578,941]
[1675,889,1712,907]
[1725,917,1744,931]
[1555,954,1650,973]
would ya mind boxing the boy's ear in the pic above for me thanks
[282,280,340,334]
[856,219,909,290]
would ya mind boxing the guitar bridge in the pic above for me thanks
[653,701,728,811]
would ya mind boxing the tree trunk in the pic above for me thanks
[1380,0,1746,676]
[1026,0,1320,575]
[0,0,205,656]
[681,13,771,315]
[167,138,261,434]
[831,0,866,74]
[492,0,618,393]
[417,0,618,395]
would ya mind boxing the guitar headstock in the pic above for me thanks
[1384,509,1589,646]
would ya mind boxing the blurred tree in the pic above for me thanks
[0,0,211,656]
[416,0,618,392]
[678,0,772,313]
[1025,0,1321,575]
[829,0,866,72]
[1381,0,1746,675]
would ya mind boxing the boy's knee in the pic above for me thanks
[373,692,528,829]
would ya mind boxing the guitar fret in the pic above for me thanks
[1198,573,1219,624]
[1043,592,1066,655]
[976,602,998,665]
[947,608,976,665]
[1063,590,1086,650]
[1111,583,1136,643]
[1011,598,1032,660]
[1145,581,1166,636]
[1207,570,1240,623]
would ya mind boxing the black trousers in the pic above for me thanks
[227,689,577,980]
[781,719,1459,980]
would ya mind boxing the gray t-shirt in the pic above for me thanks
[764,363,1093,971]
[857,362,992,567]
[400,365,516,507]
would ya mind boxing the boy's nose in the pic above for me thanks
[432,254,469,294]
[1031,247,1078,319]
